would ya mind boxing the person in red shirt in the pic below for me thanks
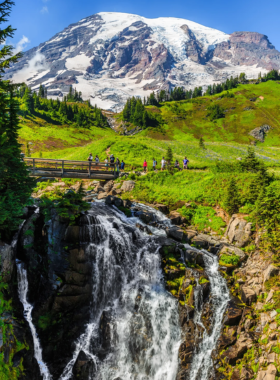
[143,160,148,173]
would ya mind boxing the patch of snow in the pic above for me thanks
[65,53,92,72]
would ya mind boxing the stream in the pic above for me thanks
[15,202,230,380]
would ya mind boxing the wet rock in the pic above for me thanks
[184,229,198,240]
[155,204,169,214]
[123,199,132,208]
[225,215,252,247]
[169,211,186,225]
[138,211,154,224]
[95,185,105,193]
[121,180,135,192]
[0,242,14,283]
[72,351,93,379]
[241,286,256,305]
[64,225,80,243]
[166,226,184,241]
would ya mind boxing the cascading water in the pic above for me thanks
[16,201,231,380]
[59,203,181,380]
[187,247,230,380]
[16,261,52,380]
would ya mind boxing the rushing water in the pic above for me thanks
[188,247,230,380]
[16,202,230,380]
[16,261,52,380]
[60,203,181,380]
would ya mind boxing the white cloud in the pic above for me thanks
[14,35,30,54]
[40,6,48,14]
[12,51,49,83]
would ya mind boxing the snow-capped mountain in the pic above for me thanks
[5,12,280,111]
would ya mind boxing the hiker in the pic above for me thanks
[104,157,109,169]
[116,157,120,172]
[110,154,115,171]
[174,160,182,171]
[121,160,125,171]
[183,156,189,169]
[152,158,157,171]
[161,157,165,171]
[143,159,148,173]
[95,155,100,164]
[88,153,93,162]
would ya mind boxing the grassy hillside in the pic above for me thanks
[18,81,280,169]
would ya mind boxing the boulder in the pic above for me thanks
[123,199,132,208]
[241,286,256,305]
[156,204,169,214]
[166,227,184,242]
[249,124,271,142]
[95,185,105,193]
[219,245,246,261]
[263,264,280,284]
[114,198,123,208]
[256,364,276,380]
[169,211,186,225]
[225,215,252,247]
[107,189,117,196]
[103,180,114,193]
[224,301,243,326]
[222,332,253,365]
[184,229,197,240]
[97,192,108,200]
[138,211,154,224]
[121,181,135,192]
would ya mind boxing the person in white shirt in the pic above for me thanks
[161,157,165,171]
[88,153,93,162]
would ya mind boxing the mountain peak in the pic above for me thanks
[5,12,280,111]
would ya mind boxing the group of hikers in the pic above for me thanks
[87,153,189,173]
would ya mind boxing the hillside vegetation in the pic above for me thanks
[17,81,280,170]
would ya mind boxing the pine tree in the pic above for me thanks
[22,86,34,113]
[225,178,240,216]
[25,142,31,157]
[0,1,35,239]
[38,84,45,98]
[166,146,173,163]
[199,137,206,150]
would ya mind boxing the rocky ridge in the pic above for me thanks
[5,12,280,111]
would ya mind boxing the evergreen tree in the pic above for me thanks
[166,146,173,163]
[199,137,206,150]
[38,84,45,98]
[22,86,34,113]
[225,178,240,216]
[25,142,31,157]
[0,0,35,238]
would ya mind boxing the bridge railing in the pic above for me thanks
[23,158,118,178]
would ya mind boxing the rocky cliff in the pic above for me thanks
[5,12,280,111]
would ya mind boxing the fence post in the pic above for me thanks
[62,161,64,178]
[89,162,91,178]
[114,163,116,178]
[33,158,35,175]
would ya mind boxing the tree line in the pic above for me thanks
[122,97,162,128]
[142,69,280,105]
[16,84,107,128]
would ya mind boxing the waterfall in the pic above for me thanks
[16,261,52,380]
[59,203,181,380]
[188,248,230,380]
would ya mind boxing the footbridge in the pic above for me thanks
[24,158,119,180]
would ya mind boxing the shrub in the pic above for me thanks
[207,104,225,121]
[219,254,240,266]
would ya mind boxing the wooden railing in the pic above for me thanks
[23,158,118,180]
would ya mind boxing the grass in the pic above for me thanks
[17,81,280,171]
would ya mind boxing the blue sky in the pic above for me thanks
[7,0,280,52]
